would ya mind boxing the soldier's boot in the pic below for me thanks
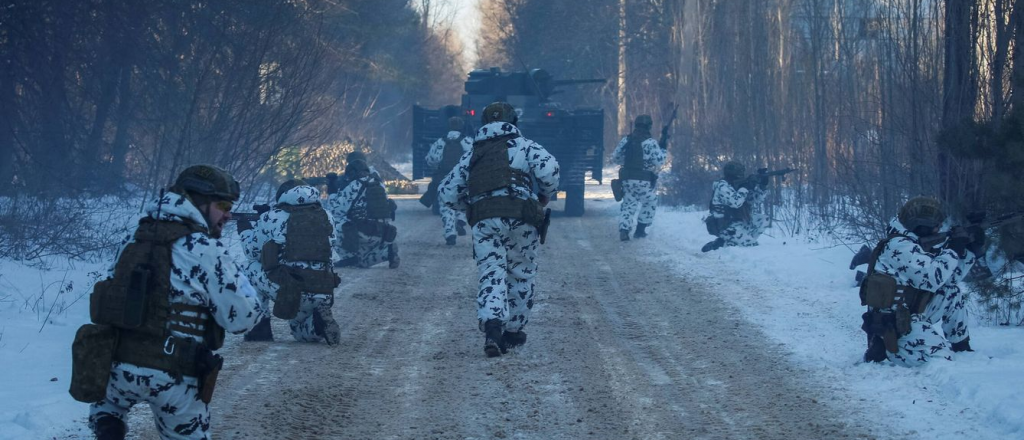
[951,337,974,353]
[483,318,504,358]
[93,415,127,440]
[456,220,468,236]
[243,316,273,342]
[312,303,341,346]
[445,235,457,246]
[619,229,631,242]
[388,243,400,269]
[634,223,649,238]
[863,335,888,363]
[502,330,527,352]
[701,237,725,253]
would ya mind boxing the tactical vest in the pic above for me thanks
[363,180,392,219]
[465,134,544,228]
[618,134,656,182]
[437,136,466,177]
[860,234,934,353]
[278,203,333,264]
[709,181,752,223]
[89,218,224,378]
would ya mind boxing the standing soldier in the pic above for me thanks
[425,116,472,245]
[71,165,266,439]
[860,197,982,365]
[612,114,666,241]
[329,159,400,269]
[438,101,560,358]
[240,179,341,345]
[701,161,770,252]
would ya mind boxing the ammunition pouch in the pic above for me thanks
[267,266,339,320]
[114,332,202,378]
[69,324,119,402]
[611,179,624,202]
[705,216,726,236]
[860,271,934,353]
[617,167,657,185]
[466,197,545,230]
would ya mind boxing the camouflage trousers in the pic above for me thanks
[718,212,770,247]
[888,287,969,367]
[472,217,539,332]
[440,205,467,239]
[618,179,657,231]
[338,230,393,268]
[90,362,209,440]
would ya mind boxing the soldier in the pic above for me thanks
[701,161,770,252]
[74,165,266,440]
[438,101,560,358]
[329,159,400,269]
[612,114,666,241]
[326,150,380,196]
[425,116,472,245]
[239,179,341,344]
[860,197,983,366]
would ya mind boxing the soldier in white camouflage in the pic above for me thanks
[611,114,666,241]
[702,161,770,252]
[240,179,341,345]
[329,159,400,269]
[426,116,473,245]
[860,197,982,366]
[438,101,560,358]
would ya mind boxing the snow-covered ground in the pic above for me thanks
[1,184,1022,439]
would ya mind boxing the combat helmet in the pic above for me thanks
[722,161,746,182]
[347,150,367,164]
[173,164,240,202]
[898,196,946,235]
[345,159,371,180]
[482,102,518,125]
[634,115,653,129]
[448,116,465,131]
[276,178,309,202]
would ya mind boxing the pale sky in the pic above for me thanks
[436,0,481,71]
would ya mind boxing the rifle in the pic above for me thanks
[741,167,797,189]
[539,208,552,245]
[920,210,1024,250]
[659,103,678,149]
[232,203,271,233]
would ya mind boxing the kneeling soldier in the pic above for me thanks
[240,179,341,344]
[702,161,770,252]
[329,159,400,268]
[70,165,267,440]
[860,196,982,366]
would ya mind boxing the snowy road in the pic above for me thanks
[120,199,879,439]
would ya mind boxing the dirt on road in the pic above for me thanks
[117,199,879,440]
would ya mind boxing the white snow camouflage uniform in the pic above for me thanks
[710,179,769,246]
[438,121,560,332]
[611,134,666,232]
[240,185,340,342]
[89,191,266,440]
[427,130,472,240]
[872,217,975,367]
[328,176,394,268]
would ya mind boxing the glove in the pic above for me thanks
[538,194,550,207]
[965,224,986,255]
[946,232,971,258]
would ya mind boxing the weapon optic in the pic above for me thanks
[231,203,271,233]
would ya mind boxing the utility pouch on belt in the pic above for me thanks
[704,217,721,236]
[381,223,398,242]
[467,197,545,229]
[341,222,359,253]
[268,267,302,320]
[70,324,118,403]
[196,348,223,404]
[261,241,281,271]
[611,179,623,202]
[860,272,897,308]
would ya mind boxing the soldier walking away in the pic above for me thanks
[438,101,560,358]
[239,179,342,345]
[612,114,666,241]
[701,161,770,252]
[329,159,400,269]
[859,197,982,366]
[425,116,472,245]
[69,165,267,440]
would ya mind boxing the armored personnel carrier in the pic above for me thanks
[412,68,605,216]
